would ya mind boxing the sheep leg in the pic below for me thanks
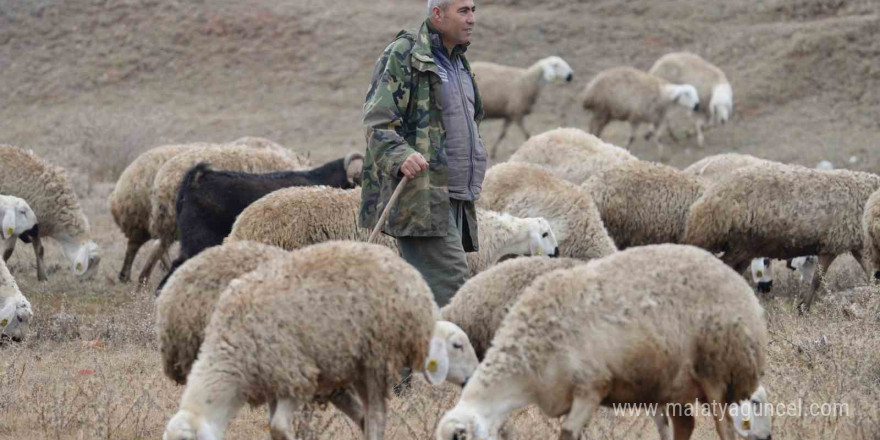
[669,412,695,440]
[626,122,640,148]
[588,115,609,138]
[357,373,387,440]
[32,235,47,281]
[119,236,149,282]
[558,391,601,440]
[695,118,705,148]
[138,239,169,285]
[798,253,836,312]
[699,382,734,440]
[653,411,672,440]
[850,249,871,281]
[490,119,512,159]
[159,251,173,271]
[3,237,16,262]
[329,387,365,431]
[515,118,530,139]
[651,120,668,161]
[268,398,300,440]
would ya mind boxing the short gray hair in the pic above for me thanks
[427,0,453,16]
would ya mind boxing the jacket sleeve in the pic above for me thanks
[362,38,419,178]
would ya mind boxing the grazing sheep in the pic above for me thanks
[862,187,880,280]
[472,56,574,158]
[159,153,364,288]
[0,145,100,281]
[581,66,700,158]
[163,241,479,440]
[507,127,637,184]
[684,164,880,310]
[682,152,776,180]
[583,160,705,249]
[110,143,206,282]
[649,52,733,147]
[435,244,770,440]
[138,145,310,284]
[478,162,617,260]
[0,259,32,342]
[441,256,584,360]
[0,195,39,261]
[227,186,560,277]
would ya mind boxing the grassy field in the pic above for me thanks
[1,0,879,438]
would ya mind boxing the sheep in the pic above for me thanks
[159,153,364,288]
[681,152,776,180]
[227,186,561,277]
[684,163,880,311]
[0,145,100,281]
[0,195,39,261]
[478,162,617,260]
[0,259,32,343]
[110,143,206,282]
[471,56,574,158]
[137,144,310,284]
[163,241,480,440]
[649,52,733,147]
[435,244,771,440]
[581,66,700,159]
[441,256,584,360]
[507,127,637,184]
[862,187,880,281]
[582,160,705,249]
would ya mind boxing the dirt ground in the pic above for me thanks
[0,0,879,438]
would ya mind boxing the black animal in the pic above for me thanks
[156,152,363,292]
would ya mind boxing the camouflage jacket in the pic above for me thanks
[358,20,484,249]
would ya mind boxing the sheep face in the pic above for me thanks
[164,410,219,440]
[750,258,773,293]
[0,197,36,240]
[729,386,772,440]
[0,295,32,342]
[74,241,101,279]
[435,405,492,440]
[671,84,700,112]
[710,83,734,124]
[539,56,574,83]
[527,218,559,257]
[425,321,479,387]
[787,255,817,284]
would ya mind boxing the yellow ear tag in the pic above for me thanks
[76,262,83,271]
[536,250,543,256]
[6,227,12,236]
[427,359,438,373]
[756,270,763,278]
[0,319,7,327]
[742,419,751,430]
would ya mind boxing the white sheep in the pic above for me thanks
[0,259,32,342]
[109,143,206,282]
[478,162,617,260]
[0,145,100,281]
[681,152,776,180]
[435,244,771,440]
[507,127,637,184]
[862,187,880,281]
[163,241,479,440]
[684,163,880,310]
[226,186,560,277]
[137,144,310,284]
[0,195,38,261]
[472,56,574,158]
[582,160,705,249]
[581,66,700,159]
[649,52,733,147]
[441,256,585,360]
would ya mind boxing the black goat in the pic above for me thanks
[156,152,363,293]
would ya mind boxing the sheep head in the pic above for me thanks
[538,56,574,84]
[424,321,479,387]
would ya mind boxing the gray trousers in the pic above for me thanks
[397,199,469,307]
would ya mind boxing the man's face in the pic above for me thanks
[433,0,476,48]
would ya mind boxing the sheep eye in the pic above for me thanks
[542,232,549,238]
[452,342,463,350]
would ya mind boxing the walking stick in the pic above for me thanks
[368,175,410,243]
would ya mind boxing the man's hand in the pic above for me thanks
[399,152,429,178]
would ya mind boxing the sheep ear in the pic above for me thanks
[729,402,751,437]
[424,337,450,386]
[2,210,15,239]
[74,246,89,275]
[345,152,364,185]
